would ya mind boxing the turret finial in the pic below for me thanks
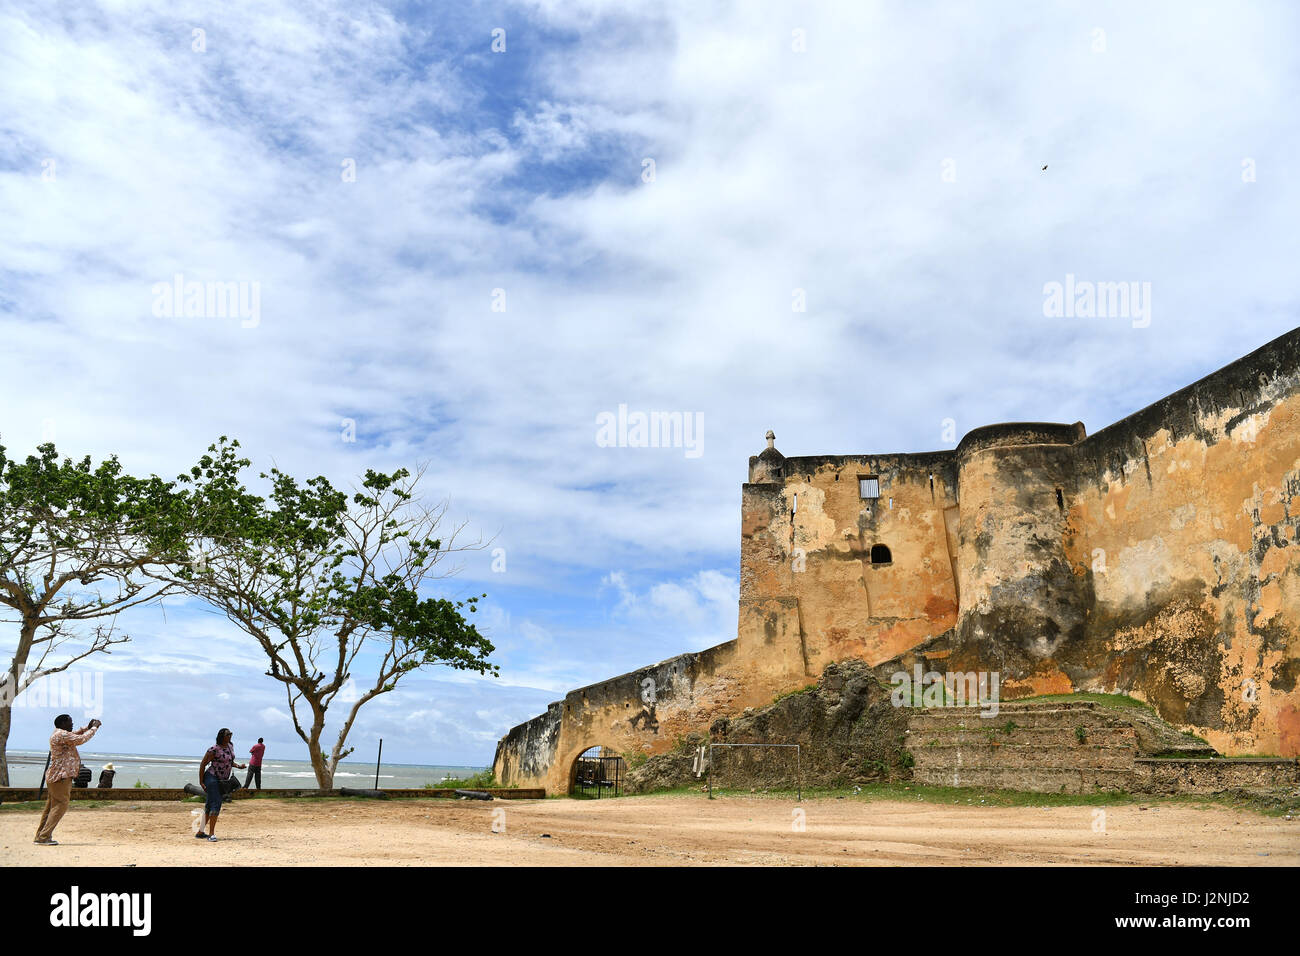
[765,429,775,449]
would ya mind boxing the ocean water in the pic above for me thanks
[4,749,485,790]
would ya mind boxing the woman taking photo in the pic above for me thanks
[196,728,246,841]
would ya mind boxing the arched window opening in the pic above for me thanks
[870,544,892,565]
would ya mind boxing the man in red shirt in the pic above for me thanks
[35,714,101,845]
[243,737,266,791]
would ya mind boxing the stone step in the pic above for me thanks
[907,702,1103,716]
[913,765,1135,794]
[913,738,1136,757]
[913,744,1136,770]
[908,727,1137,748]
[899,700,1102,713]
[1145,745,1218,759]
[908,709,1128,730]
[994,700,1102,711]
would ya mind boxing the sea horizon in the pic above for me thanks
[4,749,487,790]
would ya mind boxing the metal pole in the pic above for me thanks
[38,751,51,798]
[707,744,713,800]
[373,738,382,790]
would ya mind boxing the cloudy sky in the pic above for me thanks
[2,0,1297,767]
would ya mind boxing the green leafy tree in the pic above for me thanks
[164,439,497,789]
[0,442,186,786]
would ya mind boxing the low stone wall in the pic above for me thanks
[1131,759,1299,796]
[387,788,546,800]
[0,787,200,802]
[0,787,545,803]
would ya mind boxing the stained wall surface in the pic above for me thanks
[1068,340,1300,756]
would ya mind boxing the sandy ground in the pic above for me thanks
[3,794,1297,866]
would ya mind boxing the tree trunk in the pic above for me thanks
[1,619,40,789]
[0,696,12,787]
[308,727,334,789]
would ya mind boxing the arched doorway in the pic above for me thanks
[569,745,626,798]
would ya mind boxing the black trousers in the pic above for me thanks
[243,765,262,790]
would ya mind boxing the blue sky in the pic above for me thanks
[2,0,1297,766]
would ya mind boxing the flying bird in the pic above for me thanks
[1042,164,1048,171]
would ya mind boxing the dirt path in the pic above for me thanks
[4,795,1296,866]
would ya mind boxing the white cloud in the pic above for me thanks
[257,707,292,725]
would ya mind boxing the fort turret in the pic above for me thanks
[748,429,785,482]
[953,422,1090,667]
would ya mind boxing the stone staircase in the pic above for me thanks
[908,701,1142,794]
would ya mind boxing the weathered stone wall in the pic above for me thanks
[939,330,1300,756]
[744,451,962,675]
[1067,333,1300,757]
[954,424,1091,665]
[1130,758,1300,796]
[496,328,1300,790]
[493,641,769,793]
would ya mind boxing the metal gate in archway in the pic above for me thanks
[572,747,625,797]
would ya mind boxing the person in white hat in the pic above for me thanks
[97,763,116,788]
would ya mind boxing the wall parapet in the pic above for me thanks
[955,421,1086,459]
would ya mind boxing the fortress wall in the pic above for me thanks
[939,331,1300,756]
[495,329,1300,787]
[742,452,961,677]
[493,700,562,788]
[734,481,818,691]
[952,424,1093,693]
[740,481,789,600]
[1065,332,1300,756]
[493,640,761,793]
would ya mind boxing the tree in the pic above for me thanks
[166,439,497,789]
[0,442,185,786]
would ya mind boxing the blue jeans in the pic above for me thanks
[203,773,224,817]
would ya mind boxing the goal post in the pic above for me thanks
[704,742,802,801]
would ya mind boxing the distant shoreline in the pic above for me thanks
[3,749,488,789]
[5,749,487,769]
